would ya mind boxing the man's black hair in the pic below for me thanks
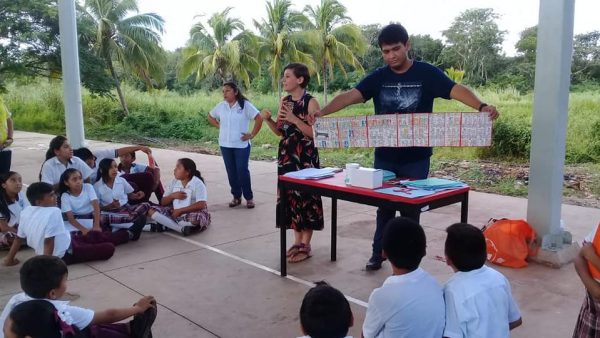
[26,182,55,206]
[378,23,409,48]
[445,223,487,272]
[382,217,426,271]
[20,256,68,298]
[300,281,352,338]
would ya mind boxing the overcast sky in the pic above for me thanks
[136,0,599,56]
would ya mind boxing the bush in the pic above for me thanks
[480,119,531,160]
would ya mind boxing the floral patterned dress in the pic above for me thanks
[276,93,324,231]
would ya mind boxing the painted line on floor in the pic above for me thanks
[163,232,368,308]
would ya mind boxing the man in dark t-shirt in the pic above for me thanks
[310,23,499,271]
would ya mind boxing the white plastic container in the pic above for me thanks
[350,168,383,189]
[345,163,360,185]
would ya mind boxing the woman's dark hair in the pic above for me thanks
[283,63,310,88]
[178,158,204,182]
[0,171,19,220]
[58,168,81,196]
[45,135,68,161]
[97,158,116,183]
[223,81,248,109]
[9,299,83,338]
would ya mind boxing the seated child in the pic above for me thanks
[2,182,115,266]
[0,256,157,338]
[443,223,522,338]
[40,136,94,187]
[298,281,354,338]
[3,299,84,338]
[93,159,150,237]
[60,168,144,244]
[0,172,29,250]
[118,151,164,202]
[362,217,445,338]
[148,158,211,236]
[573,222,600,337]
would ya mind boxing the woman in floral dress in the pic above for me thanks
[261,63,324,263]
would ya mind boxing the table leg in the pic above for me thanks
[404,207,421,223]
[331,197,337,262]
[461,192,469,223]
[280,183,287,277]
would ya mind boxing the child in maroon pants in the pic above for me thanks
[1,256,157,338]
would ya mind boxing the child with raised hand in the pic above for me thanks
[0,256,157,338]
[118,150,164,202]
[443,223,522,338]
[148,158,211,236]
[3,300,84,338]
[2,182,115,266]
[298,281,354,338]
[362,217,445,338]
[0,171,29,250]
[93,159,149,240]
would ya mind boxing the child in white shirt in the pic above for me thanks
[443,223,522,338]
[149,158,211,236]
[0,171,29,250]
[39,136,93,187]
[2,182,115,267]
[298,281,354,338]
[93,159,149,240]
[0,256,157,338]
[362,217,445,338]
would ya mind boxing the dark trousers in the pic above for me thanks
[372,156,431,258]
[221,145,253,200]
[62,232,116,265]
[0,150,11,174]
[83,323,130,338]
[122,172,164,204]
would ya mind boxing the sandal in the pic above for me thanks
[229,198,242,208]
[288,244,311,263]
[246,200,255,209]
[286,244,302,257]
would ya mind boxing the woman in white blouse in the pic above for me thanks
[208,82,263,209]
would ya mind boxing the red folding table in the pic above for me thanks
[278,171,469,276]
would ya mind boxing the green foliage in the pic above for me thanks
[409,34,444,65]
[444,67,465,84]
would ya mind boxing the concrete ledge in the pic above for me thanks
[529,242,581,268]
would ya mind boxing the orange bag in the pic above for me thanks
[587,223,600,280]
[483,218,539,268]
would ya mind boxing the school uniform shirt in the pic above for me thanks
[443,265,521,338]
[0,191,29,227]
[60,184,98,232]
[167,176,207,210]
[41,156,94,185]
[89,149,118,182]
[209,100,259,148]
[94,176,134,207]
[0,292,94,338]
[17,206,71,258]
[362,268,445,338]
[119,162,148,175]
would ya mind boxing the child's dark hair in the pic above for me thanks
[73,147,94,162]
[45,135,68,161]
[445,223,487,272]
[378,23,409,48]
[58,168,82,196]
[20,256,68,298]
[97,158,116,183]
[0,171,19,220]
[223,81,248,109]
[284,63,310,88]
[8,300,83,338]
[300,281,352,338]
[382,217,426,271]
[117,152,136,172]
[26,182,55,206]
[178,158,204,182]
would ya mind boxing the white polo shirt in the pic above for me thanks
[0,192,29,227]
[0,293,94,338]
[60,184,98,232]
[443,265,521,338]
[362,268,445,338]
[166,176,207,209]
[17,206,71,258]
[209,100,259,148]
[94,176,134,207]
[40,156,94,185]
[89,148,118,182]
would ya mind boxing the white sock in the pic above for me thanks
[142,224,152,232]
[178,221,194,227]
[151,212,183,232]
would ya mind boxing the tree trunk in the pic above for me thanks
[277,80,282,99]
[107,59,129,116]
[323,62,328,105]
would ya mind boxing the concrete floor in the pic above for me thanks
[2,131,600,337]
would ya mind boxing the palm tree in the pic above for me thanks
[303,0,366,103]
[179,8,259,88]
[254,0,316,97]
[83,0,166,115]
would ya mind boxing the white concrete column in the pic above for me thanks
[527,0,575,252]
[57,0,86,148]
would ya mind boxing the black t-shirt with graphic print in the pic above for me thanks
[355,61,456,163]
